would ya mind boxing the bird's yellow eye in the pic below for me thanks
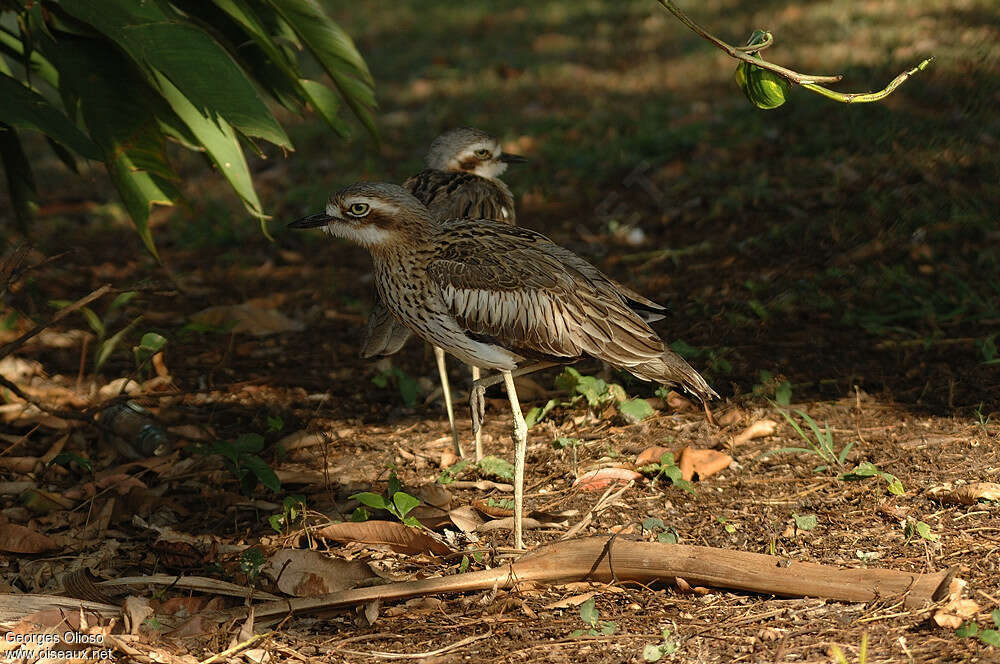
[346,202,371,217]
[473,148,492,159]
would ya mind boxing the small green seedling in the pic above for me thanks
[269,495,307,534]
[240,547,267,581]
[132,331,167,379]
[956,610,1000,647]
[51,290,140,373]
[717,516,738,534]
[266,415,284,433]
[476,455,514,481]
[437,459,471,485]
[643,625,680,661]
[350,471,422,526]
[839,461,904,496]
[638,451,695,495]
[766,406,854,470]
[641,517,678,544]
[792,513,817,531]
[371,366,419,408]
[570,597,617,637]
[202,433,281,494]
[904,518,940,543]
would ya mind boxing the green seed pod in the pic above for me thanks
[734,30,791,110]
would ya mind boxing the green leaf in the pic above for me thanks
[599,621,617,635]
[477,456,514,481]
[392,491,420,519]
[241,453,280,492]
[59,0,290,148]
[0,123,38,225]
[525,398,558,428]
[0,73,100,158]
[232,433,266,454]
[137,332,167,353]
[914,521,939,541]
[840,461,879,479]
[774,380,792,407]
[351,492,387,510]
[94,315,142,372]
[268,513,285,533]
[579,597,598,627]
[300,78,350,137]
[619,398,655,424]
[642,517,665,532]
[150,69,264,219]
[885,477,905,496]
[350,506,369,522]
[553,437,581,450]
[656,531,678,544]
[266,0,377,137]
[792,513,817,531]
[979,630,1000,647]
[643,644,665,662]
[956,621,979,638]
[993,609,1000,629]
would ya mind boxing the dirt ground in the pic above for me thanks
[2,0,1000,662]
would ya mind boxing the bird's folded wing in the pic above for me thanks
[361,299,412,358]
[406,170,515,223]
[427,227,665,366]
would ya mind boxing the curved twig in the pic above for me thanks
[655,0,932,101]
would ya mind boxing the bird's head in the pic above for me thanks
[425,127,526,179]
[287,182,433,249]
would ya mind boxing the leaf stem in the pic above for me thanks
[654,0,932,102]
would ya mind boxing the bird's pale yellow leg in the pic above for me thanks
[501,369,528,550]
[471,366,483,461]
[434,346,462,458]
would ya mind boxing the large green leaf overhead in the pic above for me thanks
[0,0,377,251]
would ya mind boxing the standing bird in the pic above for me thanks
[361,128,526,461]
[289,183,718,549]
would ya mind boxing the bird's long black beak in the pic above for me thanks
[287,212,333,229]
[499,152,527,164]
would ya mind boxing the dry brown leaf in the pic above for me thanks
[572,467,642,491]
[716,408,745,427]
[123,596,154,635]
[676,447,733,481]
[929,482,1000,505]
[932,578,978,629]
[264,549,376,597]
[635,445,672,467]
[447,506,484,533]
[543,591,596,609]
[315,521,452,556]
[190,302,305,336]
[476,516,548,533]
[439,450,460,468]
[409,504,453,530]
[0,523,57,553]
[473,498,513,518]
[732,419,778,447]
[665,390,696,412]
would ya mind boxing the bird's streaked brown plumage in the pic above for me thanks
[290,182,719,548]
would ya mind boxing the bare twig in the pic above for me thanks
[0,284,111,360]
[655,0,932,102]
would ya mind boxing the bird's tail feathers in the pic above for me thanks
[630,350,719,403]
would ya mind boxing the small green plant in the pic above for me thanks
[638,451,695,495]
[524,398,559,428]
[643,625,680,661]
[269,495,307,534]
[839,462,905,496]
[754,370,792,406]
[641,517,678,544]
[956,610,1000,647]
[240,547,267,582]
[717,516,738,534]
[553,437,583,474]
[792,513,817,531]
[202,433,280,494]
[903,518,940,543]
[266,415,285,433]
[570,597,617,637]
[132,331,167,379]
[476,456,514,481]
[50,451,93,474]
[978,334,999,365]
[437,459,470,485]
[51,291,140,373]
[372,367,419,408]
[974,402,993,438]
[766,407,854,471]
[350,471,421,526]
